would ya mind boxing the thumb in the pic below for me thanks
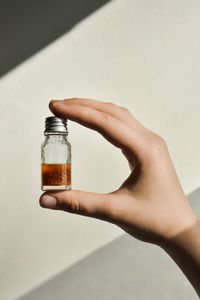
[39,190,116,222]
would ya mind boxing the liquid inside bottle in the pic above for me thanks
[42,163,71,190]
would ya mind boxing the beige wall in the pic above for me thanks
[1,1,200,299]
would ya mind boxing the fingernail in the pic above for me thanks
[40,195,57,208]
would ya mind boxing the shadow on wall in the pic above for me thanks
[0,0,111,78]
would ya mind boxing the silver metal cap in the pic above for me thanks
[44,116,68,134]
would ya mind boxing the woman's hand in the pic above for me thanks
[40,98,197,244]
[40,98,200,296]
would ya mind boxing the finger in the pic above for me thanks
[40,190,118,222]
[49,101,146,159]
[50,98,144,132]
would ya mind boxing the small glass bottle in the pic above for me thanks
[41,116,71,191]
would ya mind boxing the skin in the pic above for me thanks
[40,98,200,296]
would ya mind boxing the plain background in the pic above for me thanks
[0,0,200,299]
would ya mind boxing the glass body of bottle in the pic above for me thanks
[41,117,71,191]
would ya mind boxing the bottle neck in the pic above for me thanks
[44,133,68,142]
[44,132,67,136]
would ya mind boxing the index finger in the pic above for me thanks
[54,98,144,132]
[50,100,147,160]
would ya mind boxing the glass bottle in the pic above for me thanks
[41,116,71,191]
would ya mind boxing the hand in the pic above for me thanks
[40,98,197,245]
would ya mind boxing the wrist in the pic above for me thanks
[159,197,198,246]
[160,219,200,296]
[160,219,200,250]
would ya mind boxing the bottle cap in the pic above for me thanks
[44,116,68,134]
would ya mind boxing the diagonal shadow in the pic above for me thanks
[0,0,111,78]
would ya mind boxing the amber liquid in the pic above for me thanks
[42,163,71,190]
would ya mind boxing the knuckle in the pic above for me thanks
[154,135,167,149]
[61,191,80,214]
[119,106,129,113]
[100,112,111,122]
[145,134,167,160]
[104,102,117,109]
